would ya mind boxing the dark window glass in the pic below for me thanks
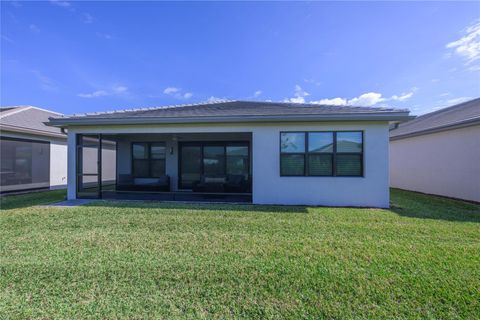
[151,160,166,177]
[226,146,249,176]
[280,131,363,177]
[132,142,166,177]
[308,132,333,153]
[280,133,305,153]
[308,154,333,176]
[280,154,304,176]
[336,132,362,153]
[203,146,225,176]
[180,146,202,188]
[151,143,166,159]
[132,143,148,159]
[133,159,149,177]
[0,138,50,192]
[336,154,362,176]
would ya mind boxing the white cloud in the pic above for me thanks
[31,70,58,91]
[309,89,415,107]
[163,87,180,94]
[49,0,75,12]
[1,34,14,43]
[446,19,480,69]
[96,32,112,40]
[77,90,108,98]
[29,24,40,33]
[207,96,226,103]
[447,97,472,105]
[347,92,385,107]
[311,97,347,106]
[78,85,128,98]
[391,92,413,102]
[254,90,262,98]
[439,92,450,97]
[83,13,93,24]
[163,87,192,100]
[50,0,71,7]
[284,85,309,103]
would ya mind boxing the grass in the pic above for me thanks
[0,189,479,319]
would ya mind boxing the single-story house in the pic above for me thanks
[0,106,67,193]
[47,100,411,207]
[390,98,480,203]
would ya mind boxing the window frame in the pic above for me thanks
[131,142,166,178]
[279,130,364,177]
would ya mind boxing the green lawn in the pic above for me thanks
[1,189,479,319]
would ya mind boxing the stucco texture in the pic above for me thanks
[390,125,480,202]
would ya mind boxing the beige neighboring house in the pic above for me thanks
[0,106,67,193]
[390,98,480,203]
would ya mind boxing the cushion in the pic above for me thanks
[204,177,226,184]
[134,178,159,185]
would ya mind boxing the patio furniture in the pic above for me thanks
[116,174,170,192]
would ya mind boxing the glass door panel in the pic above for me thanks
[180,145,202,189]
[203,146,225,177]
[77,134,100,198]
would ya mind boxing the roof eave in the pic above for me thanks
[0,124,67,139]
[47,112,412,127]
[390,117,480,141]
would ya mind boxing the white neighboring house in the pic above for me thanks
[0,106,67,193]
[47,101,411,207]
[390,98,480,203]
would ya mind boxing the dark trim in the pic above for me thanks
[0,136,50,144]
[279,130,364,177]
[390,117,480,141]
[47,112,413,127]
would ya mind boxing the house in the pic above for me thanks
[0,106,67,193]
[47,100,412,207]
[390,98,480,203]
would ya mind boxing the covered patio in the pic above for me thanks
[76,132,252,202]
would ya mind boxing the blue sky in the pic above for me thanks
[1,1,479,115]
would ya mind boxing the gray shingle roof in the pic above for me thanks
[48,100,411,126]
[0,106,65,137]
[390,98,480,139]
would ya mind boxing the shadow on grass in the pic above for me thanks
[0,190,66,211]
[390,188,480,223]
[87,200,309,214]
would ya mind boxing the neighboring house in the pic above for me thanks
[47,100,411,207]
[390,98,480,203]
[0,106,67,193]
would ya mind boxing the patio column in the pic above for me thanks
[67,131,77,200]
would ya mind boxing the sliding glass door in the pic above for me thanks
[179,142,250,190]
[76,134,117,198]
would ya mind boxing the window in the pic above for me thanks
[280,133,305,176]
[0,137,50,192]
[280,131,363,177]
[132,142,166,177]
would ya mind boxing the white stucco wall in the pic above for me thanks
[390,125,480,202]
[66,121,391,207]
[1,131,67,190]
[49,139,68,189]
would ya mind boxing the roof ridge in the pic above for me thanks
[407,97,479,123]
[61,99,236,118]
[0,105,63,119]
[0,106,31,119]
